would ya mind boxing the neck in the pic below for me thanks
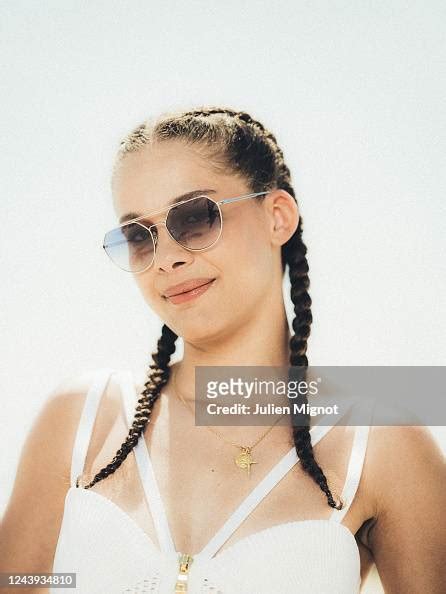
[180,302,291,380]
[154,281,299,445]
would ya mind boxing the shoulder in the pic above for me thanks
[362,416,444,541]
[355,400,443,499]
[361,394,444,503]
[364,399,444,497]
[9,368,122,495]
[361,421,445,591]
[46,369,125,475]
[45,368,126,436]
[366,421,444,501]
[0,368,121,573]
[45,369,105,420]
[25,370,107,474]
[348,397,443,533]
[33,370,116,455]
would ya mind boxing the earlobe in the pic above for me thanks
[273,225,297,247]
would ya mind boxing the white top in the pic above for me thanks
[51,368,374,594]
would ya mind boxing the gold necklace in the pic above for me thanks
[172,368,287,477]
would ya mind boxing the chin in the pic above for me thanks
[179,318,225,342]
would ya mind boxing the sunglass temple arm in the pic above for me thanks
[217,191,269,205]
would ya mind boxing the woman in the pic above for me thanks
[1,107,444,593]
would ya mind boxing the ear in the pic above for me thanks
[264,190,299,246]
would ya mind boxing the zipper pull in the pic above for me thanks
[174,553,194,593]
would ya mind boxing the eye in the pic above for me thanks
[124,224,150,243]
[132,230,149,242]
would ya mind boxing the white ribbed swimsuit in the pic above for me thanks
[51,368,374,594]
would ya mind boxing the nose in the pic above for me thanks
[149,221,192,272]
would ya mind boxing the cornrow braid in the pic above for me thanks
[82,324,178,489]
[284,222,342,509]
[91,105,342,510]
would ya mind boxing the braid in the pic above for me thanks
[82,324,178,489]
[183,107,239,118]
[102,105,342,509]
[284,224,343,509]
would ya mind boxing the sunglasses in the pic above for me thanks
[103,191,270,273]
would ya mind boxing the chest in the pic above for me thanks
[90,421,349,556]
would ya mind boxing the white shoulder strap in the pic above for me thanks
[117,369,177,554]
[70,368,115,488]
[329,398,376,523]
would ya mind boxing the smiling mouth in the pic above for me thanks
[164,279,216,304]
[173,281,212,296]
[162,278,215,299]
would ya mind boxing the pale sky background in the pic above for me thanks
[1,2,445,592]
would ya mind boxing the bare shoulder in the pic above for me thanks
[365,420,444,508]
[0,369,120,576]
[361,418,445,592]
[356,400,444,508]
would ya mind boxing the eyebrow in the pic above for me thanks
[118,189,217,224]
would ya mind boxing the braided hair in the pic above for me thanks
[85,106,342,510]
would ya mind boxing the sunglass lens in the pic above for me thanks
[103,222,154,272]
[166,196,221,249]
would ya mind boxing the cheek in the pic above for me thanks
[128,216,274,328]
[222,224,274,297]
[132,273,164,313]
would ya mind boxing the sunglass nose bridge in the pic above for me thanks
[147,220,182,254]
[146,219,167,234]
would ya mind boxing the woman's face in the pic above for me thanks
[112,140,292,343]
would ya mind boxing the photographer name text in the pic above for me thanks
[206,402,339,416]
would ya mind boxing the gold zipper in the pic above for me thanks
[174,553,194,593]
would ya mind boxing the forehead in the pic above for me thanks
[112,141,236,218]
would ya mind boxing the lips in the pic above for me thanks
[163,278,216,298]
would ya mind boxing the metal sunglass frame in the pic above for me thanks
[103,191,270,273]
